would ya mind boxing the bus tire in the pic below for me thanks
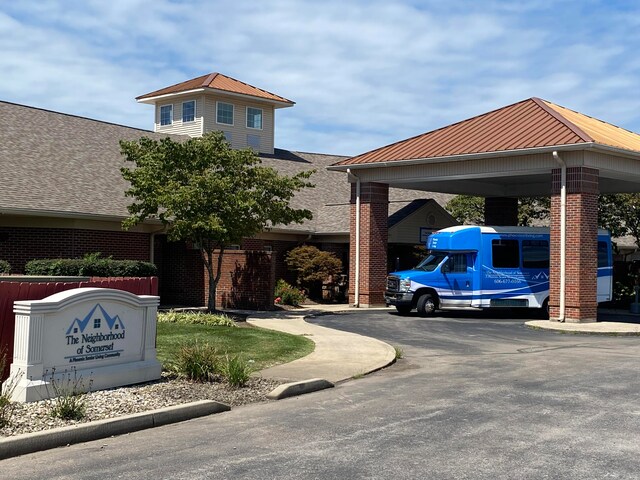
[395,305,412,315]
[541,298,550,319]
[417,293,437,317]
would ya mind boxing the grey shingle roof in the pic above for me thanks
[260,150,455,234]
[0,101,454,233]
[0,100,178,219]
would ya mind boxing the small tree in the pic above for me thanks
[599,194,640,249]
[120,131,314,312]
[285,245,342,298]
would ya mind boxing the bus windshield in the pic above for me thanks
[415,253,447,271]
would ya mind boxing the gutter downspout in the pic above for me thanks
[347,168,360,307]
[553,151,566,322]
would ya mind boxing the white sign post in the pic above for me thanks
[4,287,162,402]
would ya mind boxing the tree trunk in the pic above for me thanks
[202,245,225,313]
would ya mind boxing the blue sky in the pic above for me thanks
[1,0,640,156]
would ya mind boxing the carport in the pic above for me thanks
[328,98,640,322]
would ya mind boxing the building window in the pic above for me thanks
[217,102,234,125]
[222,131,232,143]
[160,105,172,126]
[246,107,263,129]
[247,134,260,150]
[182,100,195,123]
[93,318,101,329]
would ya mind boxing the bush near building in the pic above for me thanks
[285,245,343,300]
[24,253,157,277]
[0,260,11,275]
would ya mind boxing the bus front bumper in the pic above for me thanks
[384,291,414,307]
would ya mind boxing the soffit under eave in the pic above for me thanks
[344,150,584,185]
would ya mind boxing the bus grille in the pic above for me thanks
[386,276,399,291]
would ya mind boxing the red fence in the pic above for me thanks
[0,277,158,380]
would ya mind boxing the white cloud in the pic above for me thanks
[1,1,640,155]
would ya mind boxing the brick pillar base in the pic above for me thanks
[349,182,389,307]
[549,167,599,323]
[484,197,518,226]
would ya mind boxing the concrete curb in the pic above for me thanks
[267,378,334,400]
[0,400,230,460]
[526,320,640,336]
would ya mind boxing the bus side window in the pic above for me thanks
[597,241,608,267]
[442,253,468,274]
[492,239,519,268]
[522,240,549,269]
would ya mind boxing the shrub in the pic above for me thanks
[220,354,253,387]
[25,252,157,277]
[285,246,343,300]
[157,311,237,327]
[0,349,19,428]
[0,260,11,274]
[45,367,91,421]
[172,342,219,382]
[285,245,343,285]
[275,279,306,306]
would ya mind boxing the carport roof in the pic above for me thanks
[332,97,640,167]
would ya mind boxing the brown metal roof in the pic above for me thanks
[334,97,640,167]
[543,100,640,153]
[137,72,294,105]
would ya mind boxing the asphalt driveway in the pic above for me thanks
[3,310,640,479]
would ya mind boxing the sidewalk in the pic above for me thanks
[246,305,397,383]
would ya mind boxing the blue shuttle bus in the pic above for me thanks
[385,226,613,316]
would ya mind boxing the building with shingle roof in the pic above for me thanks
[0,74,456,308]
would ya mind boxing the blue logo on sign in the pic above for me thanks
[66,303,125,335]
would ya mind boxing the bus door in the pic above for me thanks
[441,252,474,307]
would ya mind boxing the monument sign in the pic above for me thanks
[4,287,161,402]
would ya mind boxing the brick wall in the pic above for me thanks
[212,250,275,310]
[157,236,275,309]
[549,167,599,322]
[0,227,150,273]
[349,182,389,306]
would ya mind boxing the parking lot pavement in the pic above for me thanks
[3,310,640,480]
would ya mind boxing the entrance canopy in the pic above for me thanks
[330,97,640,322]
[328,97,640,196]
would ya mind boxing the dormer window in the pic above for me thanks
[160,105,173,126]
[217,102,234,125]
[182,101,195,123]
[246,107,263,130]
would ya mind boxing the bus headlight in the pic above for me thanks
[399,278,411,292]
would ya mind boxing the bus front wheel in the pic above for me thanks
[417,293,437,316]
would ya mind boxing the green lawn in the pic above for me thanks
[156,323,314,371]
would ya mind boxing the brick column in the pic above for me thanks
[349,182,389,307]
[484,197,518,225]
[549,167,599,323]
